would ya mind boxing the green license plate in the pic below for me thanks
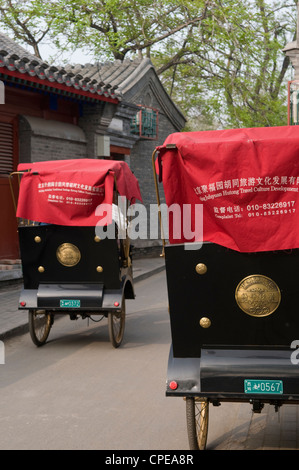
[244,379,283,395]
[60,299,81,308]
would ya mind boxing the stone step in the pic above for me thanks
[0,259,22,277]
[0,264,21,271]
[0,259,21,265]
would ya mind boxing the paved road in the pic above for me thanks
[0,272,188,450]
[1,271,299,450]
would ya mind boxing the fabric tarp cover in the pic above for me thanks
[157,126,299,252]
[16,159,142,226]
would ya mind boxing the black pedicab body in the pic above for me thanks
[18,224,132,347]
[11,158,142,348]
[153,126,299,450]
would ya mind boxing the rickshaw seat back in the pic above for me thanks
[18,225,121,290]
[165,242,299,358]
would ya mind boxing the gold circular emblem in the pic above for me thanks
[195,263,207,275]
[199,317,211,328]
[56,243,81,267]
[235,275,281,317]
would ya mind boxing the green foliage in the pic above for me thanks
[153,0,297,129]
[0,0,297,129]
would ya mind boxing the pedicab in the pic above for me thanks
[10,158,142,348]
[152,126,299,449]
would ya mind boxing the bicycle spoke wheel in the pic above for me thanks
[186,397,209,450]
[108,298,125,348]
[28,310,53,346]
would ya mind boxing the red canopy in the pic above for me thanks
[16,159,142,226]
[157,126,299,252]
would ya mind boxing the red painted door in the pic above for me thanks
[0,114,19,260]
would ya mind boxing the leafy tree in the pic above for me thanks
[0,0,212,61]
[0,0,53,58]
[155,0,298,128]
[0,0,297,129]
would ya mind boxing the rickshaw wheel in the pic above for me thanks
[186,397,209,450]
[108,297,125,348]
[28,310,53,347]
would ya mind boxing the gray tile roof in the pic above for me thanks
[64,59,145,93]
[0,31,149,101]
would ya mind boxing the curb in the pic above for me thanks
[133,264,165,283]
[0,323,30,342]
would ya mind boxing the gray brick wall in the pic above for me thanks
[19,115,87,163]
[31,135,86,161]
[126,70,185,250]
[129,122,177,249]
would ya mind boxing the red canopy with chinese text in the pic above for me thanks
[157,126,299,252]
[16,159,142,226]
